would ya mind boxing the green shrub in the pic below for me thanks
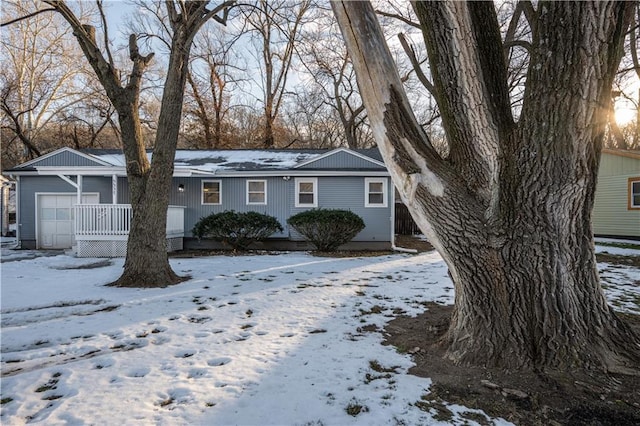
[287,209,365,251]
[192,210,283,250]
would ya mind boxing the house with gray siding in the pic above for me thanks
[4,147,396,256]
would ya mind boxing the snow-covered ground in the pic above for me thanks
[1,246,638,425]
[0,236,16,248]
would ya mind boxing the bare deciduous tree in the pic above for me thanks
[333,0,640,371]
[298,10,369,149]
[608,2,640,150]
[34,0,235,288]
[184,27,243,148]
[0,0,95,165]
[241,0,311,148]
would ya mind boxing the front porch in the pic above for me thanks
[74,204,185,257]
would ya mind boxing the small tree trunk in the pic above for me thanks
[115,184,181,287]
[110,31,194,288]
[264,115,275,148]
[214,108,222,148]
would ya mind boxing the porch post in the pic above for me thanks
[77,175,83,204]
[112,175,118,204]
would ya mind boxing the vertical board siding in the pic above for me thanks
[297,151,385,170]
[19,176,111,240]
[395,203,421,235]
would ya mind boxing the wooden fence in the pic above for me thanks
[394,203,421,235]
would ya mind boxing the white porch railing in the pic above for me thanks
[75,204,132,237]
[73,204,186,257]
[74,204,185,237]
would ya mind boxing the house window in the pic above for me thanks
[629,177,640,209]
[295,178,317,207]
[247,180,267,205]
[365,178,387,207]
[202,180,221,205]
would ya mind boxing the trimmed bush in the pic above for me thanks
[192,210,283,250]
[287,209,365,251]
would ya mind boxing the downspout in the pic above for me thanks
[112,175,118,204]
[77,175,83,204]
[390,182,418,254]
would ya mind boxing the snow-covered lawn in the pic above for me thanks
[1,247,638,425]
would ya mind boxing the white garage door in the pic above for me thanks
[38,194,99,249]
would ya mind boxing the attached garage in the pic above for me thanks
[37,193,99,249]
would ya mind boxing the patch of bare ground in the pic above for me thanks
[596,253,640,268]
[383,303,640,425]
[394,234,435,252]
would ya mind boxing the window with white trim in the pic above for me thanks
[365,178,387,207]
[247,180,267,205]
[295,178,317,207]
[629,177,640,209]
[202,180,221,205]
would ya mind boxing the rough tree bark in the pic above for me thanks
[332,0,640,372]
[44,0,234,287]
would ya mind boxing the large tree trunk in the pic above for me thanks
[332,0,640,372]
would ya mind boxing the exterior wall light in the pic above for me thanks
[178,184,185,192]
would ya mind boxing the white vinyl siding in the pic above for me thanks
[592,153,640,238]
[295,178,317,207]
[365,178,387,207]
[202,180,221,205]
[247,180,267,205]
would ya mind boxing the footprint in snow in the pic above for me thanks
[280,332,295,338]
[207,357,232,367]
[111,338,148,351]
[126,367,150,378]
[235,332,251,341]
[254,330,269,336]
[152,335,171,345]
[187,368,208,379]
[175,349,196,358]
[93,357,115,370]
[187,315,212,324]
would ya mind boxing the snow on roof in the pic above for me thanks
[88,149,326,171]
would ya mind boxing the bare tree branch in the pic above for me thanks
[397,32,435,95]
[96,0,115,67]
[0,7,56,27]
[374,9,420,28]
